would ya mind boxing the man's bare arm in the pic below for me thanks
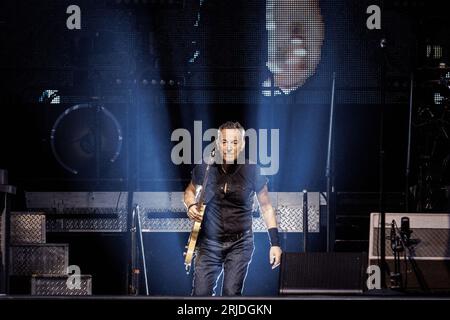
[184,182,197,208]
[257,184,278,229]
[257,184,282,269]
[184,182,202,222]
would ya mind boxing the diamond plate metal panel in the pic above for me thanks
[134,192,186,212]
[10,212,46,244]
[143,217,193,232]
[25,192,128,232]
[54,209,128,232]
[141,192,321,232]
[24,192,322,233]
[284,205,320,232]
[26,192,128,211]
[10,244,69,276]
[31,275,92,295]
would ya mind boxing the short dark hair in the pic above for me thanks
[218,121,245,134]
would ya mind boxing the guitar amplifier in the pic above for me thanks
[369,213,450,292]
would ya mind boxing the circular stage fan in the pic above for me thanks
[50,104,123,175]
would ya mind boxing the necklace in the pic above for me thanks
[221,164,228,173]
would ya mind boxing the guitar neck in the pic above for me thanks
[197,160,213,208]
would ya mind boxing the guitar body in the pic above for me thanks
[184,204,206,273]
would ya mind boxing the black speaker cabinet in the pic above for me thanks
[279,252,367,295]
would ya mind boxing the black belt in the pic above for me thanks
[217,230,251,242]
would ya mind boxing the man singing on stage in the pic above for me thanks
[184,121,282,296]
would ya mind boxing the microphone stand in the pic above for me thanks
[325,72,336,252]
[378,36,388,289]
[302,190,308,252]
[389,220,403,290]
[129,203,139,295]
[390,219,429,292]
[129,204,150,295]
[135,205,149,295]
[405,73,414,212]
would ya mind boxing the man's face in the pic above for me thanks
[218,128,244,163]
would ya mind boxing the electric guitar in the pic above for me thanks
[183,149,215,274]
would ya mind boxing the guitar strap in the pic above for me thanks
[196,149,215,209]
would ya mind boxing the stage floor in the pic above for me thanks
[1,293,450,300]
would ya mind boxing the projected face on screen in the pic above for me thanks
[265,0,324,94]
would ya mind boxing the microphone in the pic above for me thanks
[400,217,412,245]
[390,220,396,244]
[390,220,403,252]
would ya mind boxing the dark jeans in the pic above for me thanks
[192,231,254,296]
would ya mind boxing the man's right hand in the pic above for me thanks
[187,204,202,222]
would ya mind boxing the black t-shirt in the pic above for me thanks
[191,162,268,239]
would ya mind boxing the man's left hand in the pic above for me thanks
[269,246,282,269]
